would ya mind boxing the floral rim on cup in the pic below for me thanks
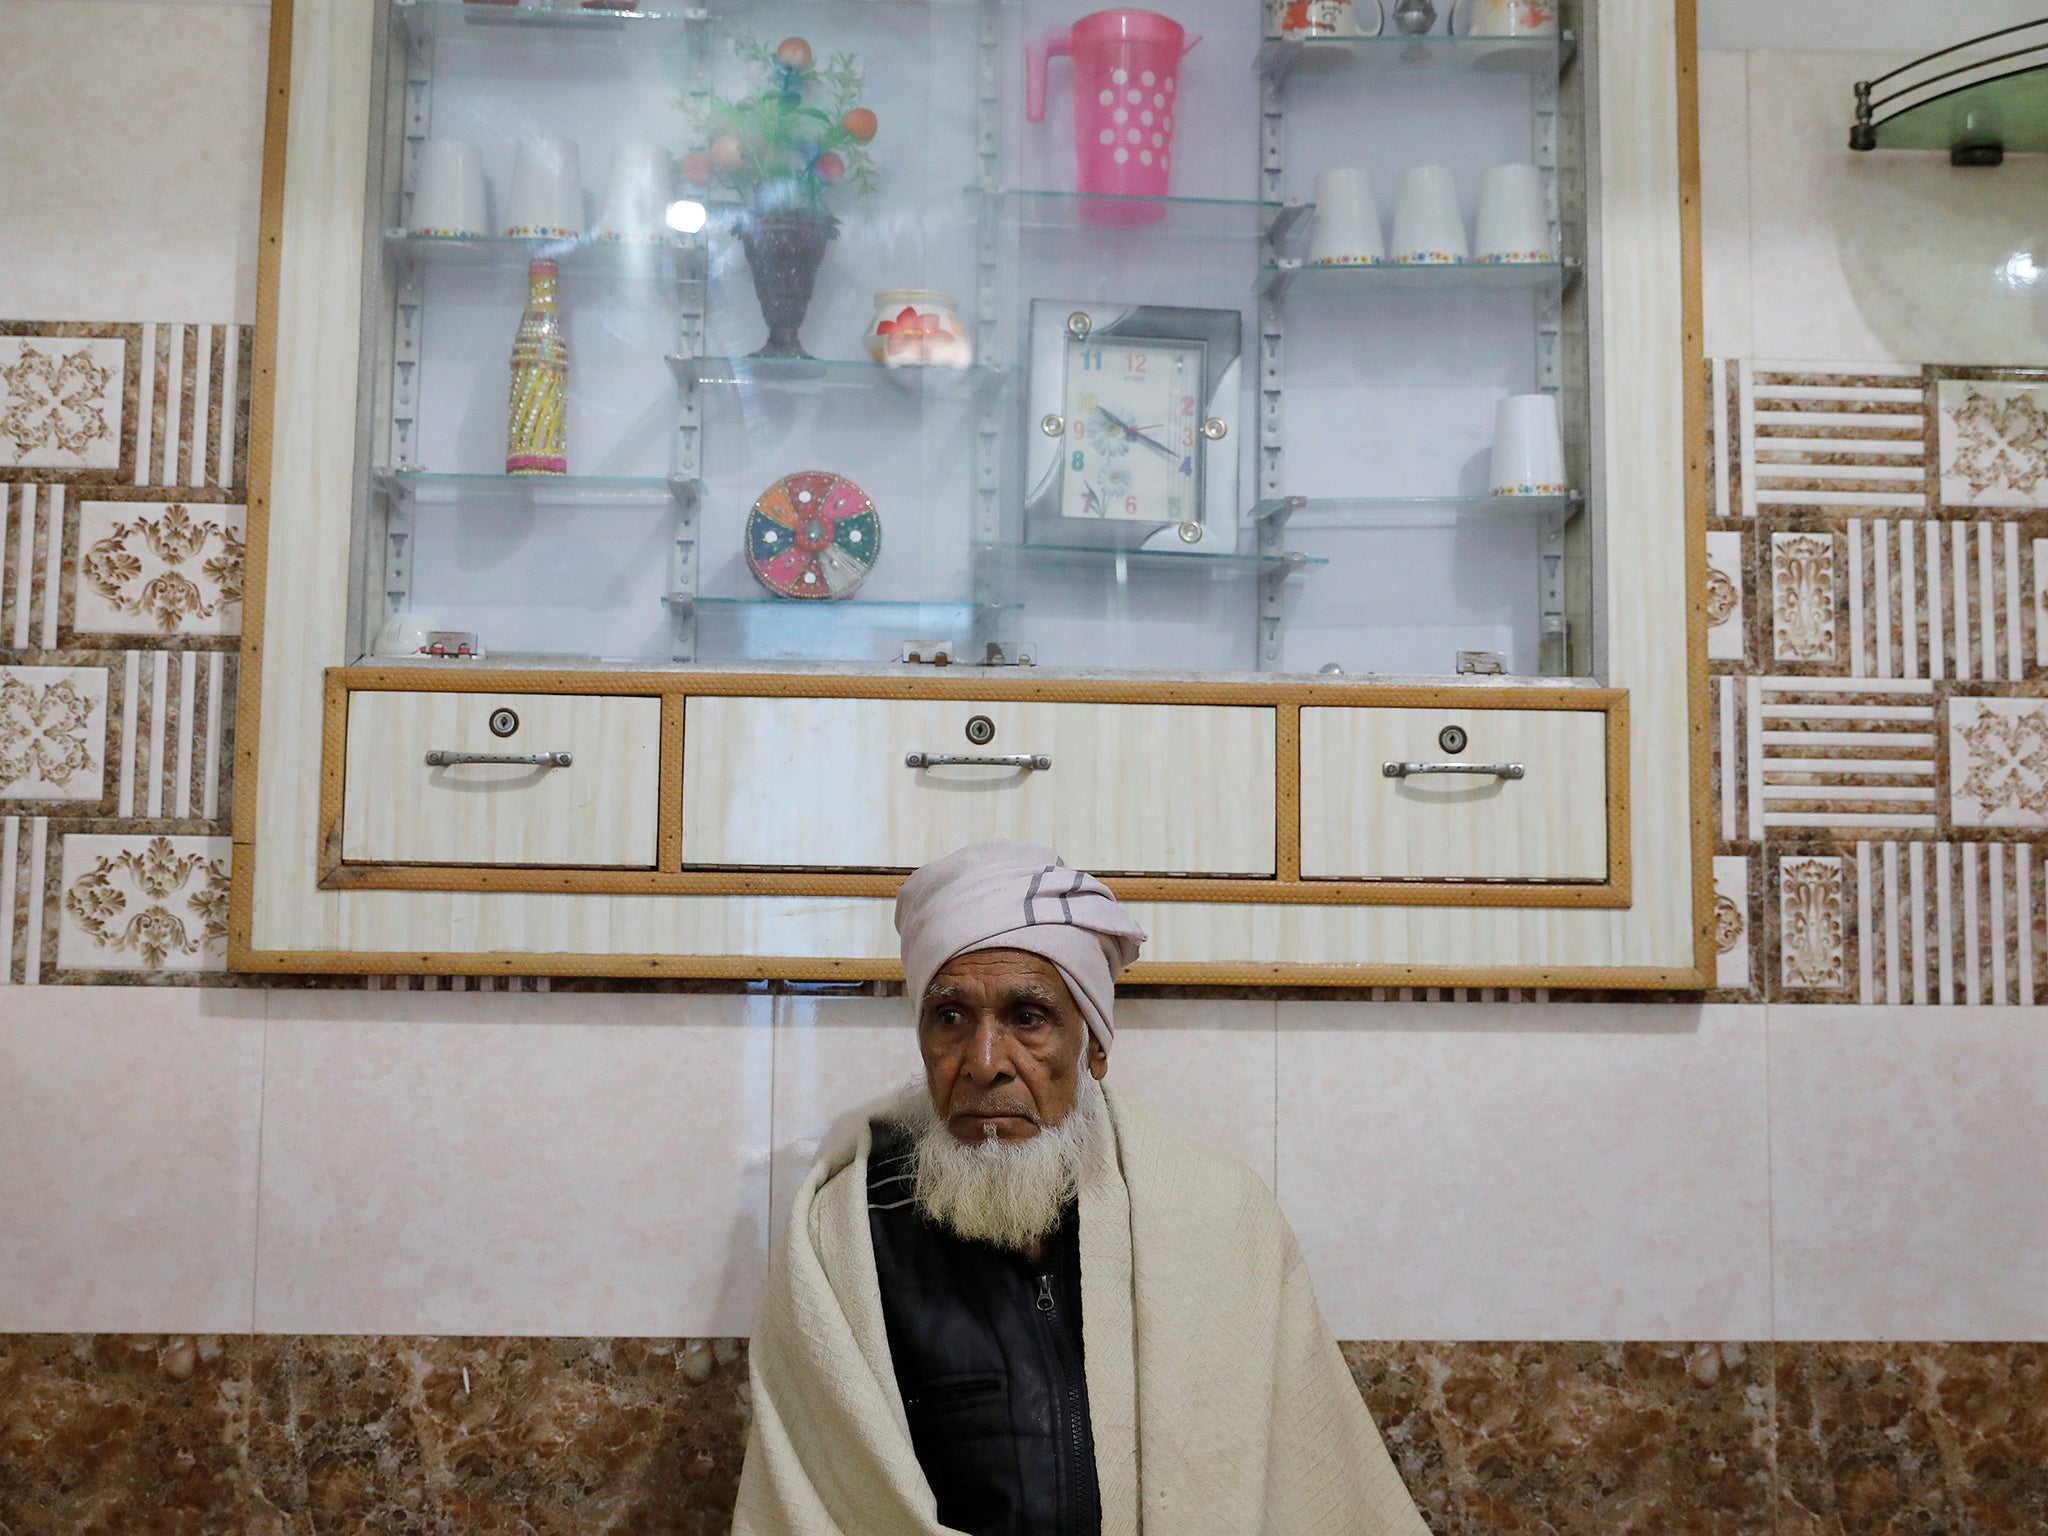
[1308,253,1387,266]
[1491,482,1569,496]
[1478,251,1552,264]
[505,225,580,240]
[1395,251,1468,264]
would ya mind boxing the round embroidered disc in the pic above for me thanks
[745,471,882,600]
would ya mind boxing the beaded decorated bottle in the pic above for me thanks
[505,258,568,475]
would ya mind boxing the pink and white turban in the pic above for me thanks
[894,841,1148,1055]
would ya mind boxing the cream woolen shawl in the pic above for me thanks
[734,1086,1429,1536]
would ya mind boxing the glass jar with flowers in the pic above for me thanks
[682,35,880,360]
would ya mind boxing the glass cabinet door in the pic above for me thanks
[350,0,1595,679]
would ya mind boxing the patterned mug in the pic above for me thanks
[1450,0,1557,36]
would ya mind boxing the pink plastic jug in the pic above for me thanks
[1027,10,1199,225]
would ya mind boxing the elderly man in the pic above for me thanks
[736,841,1426,1536]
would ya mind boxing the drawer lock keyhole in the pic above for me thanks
[964,714,997,747]
[489,708,520,739]
[1438,724,1468,755]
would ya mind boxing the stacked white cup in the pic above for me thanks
[595,143,675,243]
[409,140,489,237]
[505,136,585,239]
[1489,394,1567,497]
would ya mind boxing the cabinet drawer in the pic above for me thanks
[681,696,1275,875]
[341,691,661,866]
[1301,706,1609,881]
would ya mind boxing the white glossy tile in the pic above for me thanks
[1104,999,1277,1190]
[0,986,264,1332]
[0,0,267,322]
[1697,49,1753,360]
[1276,1004,1771,1341]
[1769,1004,2048,1340]
[1746,48,2048,366]
[767,996,1276,1250]
[256,990,772,1337]
[769,995,917,1249]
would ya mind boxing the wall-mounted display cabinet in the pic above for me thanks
[233,0,1711,985]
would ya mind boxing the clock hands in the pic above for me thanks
[1094,406,1179,461]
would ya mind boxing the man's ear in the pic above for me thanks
[1088,1035,1109,1080]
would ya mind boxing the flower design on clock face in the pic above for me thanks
[1061,335,1204,527]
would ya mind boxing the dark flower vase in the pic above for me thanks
[738,213,838,360]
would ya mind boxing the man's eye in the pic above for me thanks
[1016,1010,1047,1028]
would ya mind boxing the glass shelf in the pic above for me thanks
[977,189,1308,244]
[1256,30,1577,83]
[1256,493,1582,528]
[983,541,1324,576]
[374,468,687,509]
[395,0,1014,50]
[393,0,700,52]
[1870,60,2048,157]
[670,354,1008,396]
[685,598,1001,664]
[383,231,691,281]
[1263,257,1579,299]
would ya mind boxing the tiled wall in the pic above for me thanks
[1,321,246,983]
[5,12,2048,1533]
[5,1334,2043,1536]
[1705,359,2048,1003]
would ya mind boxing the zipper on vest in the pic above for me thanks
[1037,1255,1091,1536]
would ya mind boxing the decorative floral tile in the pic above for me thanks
[1938,379,2048,508]
[1705,531,1744,662]
[1779,854,1846,991]
[1771,531,1836,664]
[0,336,125,470]
[71,501,245,638]
[1948,697,2048,829]
[1713,855,1750,991]
[56,833,231,973]
[0,666,108,802]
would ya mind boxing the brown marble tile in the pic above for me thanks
[0,1334,253,1536]
[1344,1341,1776,1536]
[1777,1343,2048,1536]
[242,1336,749,1536]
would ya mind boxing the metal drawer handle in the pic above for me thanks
[425,750,573,768]
[905,752,1052,771]
[1383,761,1524,780]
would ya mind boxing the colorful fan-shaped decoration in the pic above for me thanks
[744,471,882,600]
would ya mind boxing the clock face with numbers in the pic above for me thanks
[1025,301,1241,550]
[1059,334,1206,525]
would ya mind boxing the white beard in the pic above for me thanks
[884,1070,1108,1253]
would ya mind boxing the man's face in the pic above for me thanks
[918,948,1109,1145]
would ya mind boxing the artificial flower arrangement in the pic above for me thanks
[681,35,880,216]
[680,36,880,359]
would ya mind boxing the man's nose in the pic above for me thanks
[962,1014,1014,1084]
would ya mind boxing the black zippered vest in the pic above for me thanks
[867,1120,1102,1536]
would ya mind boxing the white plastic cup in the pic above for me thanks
[1489,393,1567,496]
[1475,163,1552,262]
[1452,0,1559,37]
[409,139,488,237]
[595,142,673,242]
[374,611,438,657]
[504,136,584,239]
[1389,164,1467,263]
[1307,168,1384,265]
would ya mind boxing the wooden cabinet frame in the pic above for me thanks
[231,0,1714,988]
